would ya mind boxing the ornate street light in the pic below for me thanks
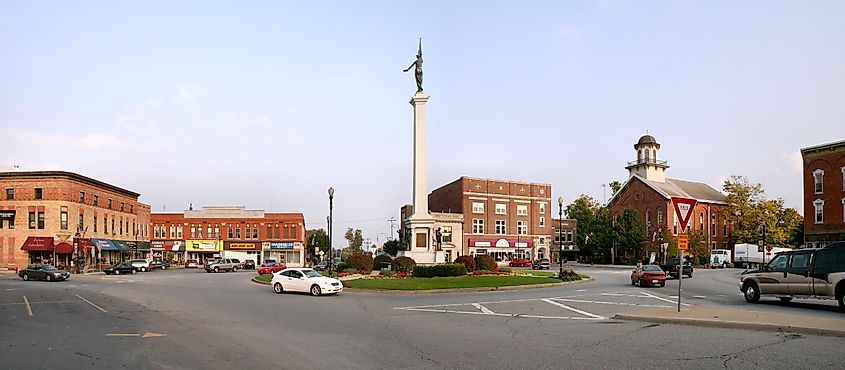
[558,196,564,278]
[328,187,334,276]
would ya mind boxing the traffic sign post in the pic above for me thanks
[671,197,697,313]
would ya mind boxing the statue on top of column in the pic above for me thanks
[403,38,424,93]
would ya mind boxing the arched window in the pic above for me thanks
[652,149,656,160]
[645,149,650,161]
[638,150,643,162]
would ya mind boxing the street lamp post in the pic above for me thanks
[328,187,334,276]
[558,196,564,278]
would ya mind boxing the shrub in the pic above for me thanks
[454,255,475,272]
[412,263,467,278]
[499,266,512,273]
[380,270,394,277]
[474,254,497,271]
[346,254,374,271]
[373,255,393,270]
[392,256,416,273]
[336,262,349,271]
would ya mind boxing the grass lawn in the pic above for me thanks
[342,275,565,290]
[254,274,272,283]
[520,270,554,277]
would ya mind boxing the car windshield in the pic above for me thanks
[642,265,662,272]
[42,264,57,271]
[303,270,321,278]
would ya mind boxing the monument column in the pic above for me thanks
[410,92,430,220]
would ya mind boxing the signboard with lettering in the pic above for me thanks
[0,210,15,220]
[269,242,295,250]
[677,234,689,251]
[229,243,257,250]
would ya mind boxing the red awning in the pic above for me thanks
[21,237,54,251]
[467,238,534,248]
[76,238,96,251]
[55,242,73,254]
[163,241,174,250]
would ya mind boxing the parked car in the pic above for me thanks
[740,242,845,310]
[149,260,171,270]
[243,259,256,270]
[271,268,343,296]
[128,259,152,272]
[532,258,551,270]
[631,265,666,287]
[509,259,532,267]
[314,261,329,269]
[258,262,287,275]
[18,264,70,281]
[185,259,199,269]
[205,258,241,273]
[660,257,693,279]
[104,262,138,275]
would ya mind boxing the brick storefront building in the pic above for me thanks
[427,177,554,262]
[609,135,731,262]
[801,139,845,248]
[0,171,151,271]
[150,206,306,267]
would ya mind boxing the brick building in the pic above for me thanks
[427,177,554,262]
[150,206,306,267]
[0,171,151,271]
[552,218,578,262]
[801,139,845,248]
[609,135,731,261]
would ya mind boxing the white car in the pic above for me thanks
[271,268,343,296]
[128,259,151,272]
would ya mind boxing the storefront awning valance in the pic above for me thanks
[77,238,95,250]
[54,242,73,254]
[112,241,130,251]
[91,238,117,251]
[136,241,151,251]
[468,238,534,248]
[21,237,54,251]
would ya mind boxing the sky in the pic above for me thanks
[2,1,844,247]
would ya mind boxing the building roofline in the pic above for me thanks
[458,176,552,187]
[0,170,141,198]
[800,139,845,154]
[609,175,728,206]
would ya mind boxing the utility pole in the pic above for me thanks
[387,217,397,241]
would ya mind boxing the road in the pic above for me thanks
[1,266,843,369]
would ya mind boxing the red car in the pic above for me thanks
[631,265,666,287]
[257,262,287,275]
[508,259,532,267]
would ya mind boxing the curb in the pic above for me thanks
[342,277,593,295]
[252,277,270,285]
[613,313,845,338]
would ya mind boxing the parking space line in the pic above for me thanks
[22,296,33,316]
[551,298,671,308]
[76,294,108,313]
[640,291,690,306]
[472,303,495,315]
[541,298,606,319]
[395,307,602,321]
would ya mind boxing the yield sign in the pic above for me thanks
[671,197,697,231]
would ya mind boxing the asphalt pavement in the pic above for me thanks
[1,266,843,369]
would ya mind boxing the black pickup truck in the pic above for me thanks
[660,258,693,278]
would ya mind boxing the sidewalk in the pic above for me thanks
[570,262,634,270]
[614,305,845,338]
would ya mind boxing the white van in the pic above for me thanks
[710,249,732,267]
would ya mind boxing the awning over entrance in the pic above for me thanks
[54,242,73,254]
[467,238,534,248]
[136,241,151,251]
[77,238,95,251]
[21,237,54,251]
[91,238,117,251]
[112,241,130,251]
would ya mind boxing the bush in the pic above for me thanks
[343,268,357,274]
[454,255,475,272]
[499,266,512,273]
[336,262,349,271]
[392,256,416,273]
[373,255,393,270]
[412,263,467,278]
[380,270,394,277]
[474,254,497,271]
[346,254,374,271]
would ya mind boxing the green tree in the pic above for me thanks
[382,240,403,257]
[687,230,709,265]
[609,180,622,196]
[345,228,364,251]
[724,175,803,248]
[306,229,330,263]
[615,208,646,257]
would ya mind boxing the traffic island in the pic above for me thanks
[340,274,591,293]
[614,305,845,338]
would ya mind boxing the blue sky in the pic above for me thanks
[2,1,844,246]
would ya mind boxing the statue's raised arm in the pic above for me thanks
[403,38,424,93]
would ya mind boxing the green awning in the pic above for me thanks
[112,240,130,251]
[136,241,151,251]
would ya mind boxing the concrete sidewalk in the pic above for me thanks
[570,263,635,270]
[614,305,845,338]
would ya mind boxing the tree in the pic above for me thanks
[306,229,330,263]
[382,240,403,257]
[615,208,645,257]
[609,181,622,196]
[345,228,364,251]
[724,175,803,248]
[687,230,710,265]
[565,195,614,263]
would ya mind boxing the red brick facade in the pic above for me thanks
[801,140,845,247]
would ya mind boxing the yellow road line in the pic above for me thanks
[22,296,33,316]
[76,294,108,313]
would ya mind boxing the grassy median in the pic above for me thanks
[254,274,272,283]
[341,275,576,290]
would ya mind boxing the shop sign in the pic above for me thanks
[515,242,528,248]
[229,243,257,250]
[0,210,15,220]
[474,241,491,247]
[197,242,217,249]
[152,241,165,248]
[495,239,510,248]
[270,242,295,250]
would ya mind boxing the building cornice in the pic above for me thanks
[0,171,140,198]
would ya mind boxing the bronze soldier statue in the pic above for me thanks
[403,38,424,93]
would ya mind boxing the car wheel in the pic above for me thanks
[639,280,646,288]
[779,297,793,303]
[115,270,121,275]
[743,282,760,303]
[46,274,52,281]
[687,271,693,278]
[22,273,29,281]
[233,267,238,272]
[631,279,636,286]
[214,267,219,273]
[162,266,167,270]
[131,269,137,274]
[273,283,284,294]
[838,294,844,312]
[310,285,322,296]
[660,282,666,287]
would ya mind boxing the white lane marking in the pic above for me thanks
[551,298,671,308]
[23,296,33,316]
[394,307,602,321]
[601,293,650,298]
[6,288,23,291]
[142,332,167,338]
[76,294,108,313]
[693,295,707,299]
[0,300,77,306]
[472,303,495,315]
[640,291,691,306]
[105,333,140,337]
[541,298,607,319]
[576,289,588,292]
